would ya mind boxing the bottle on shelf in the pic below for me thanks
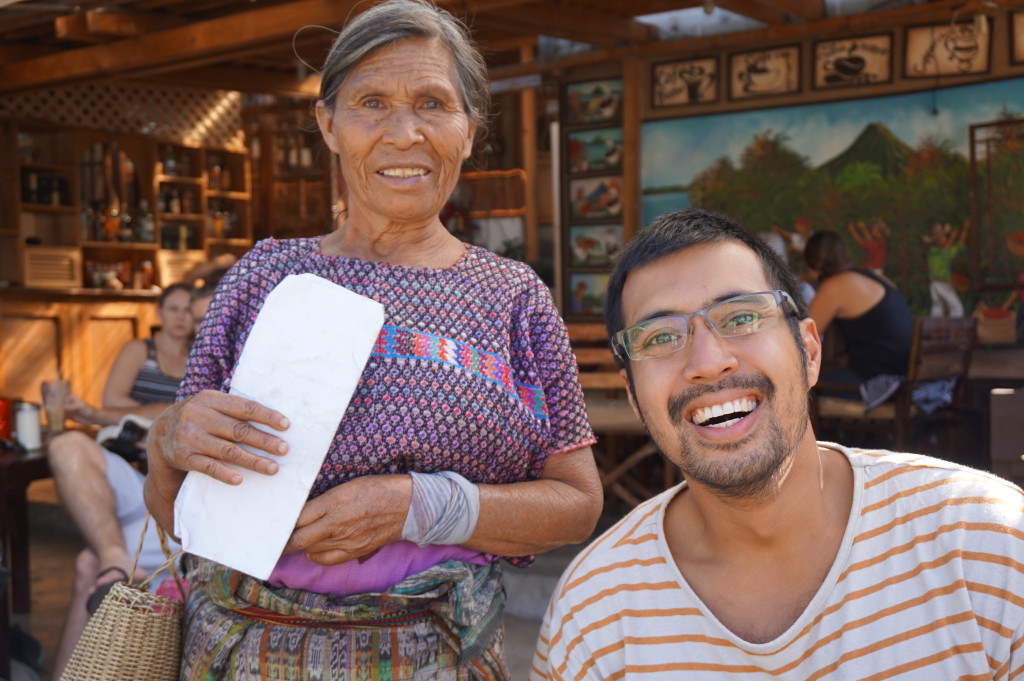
[140,260,154,289]
[177,224,189,251]
[209,156,222,190]
[221,166,232,192]
[181,188,194,215]
[24,171,39,204]
[162,146,178,176]
[103,204,121,242]
[119,203,133,242]
[168,188,182,214]
[50,176,61,206]
[136,200,155,243]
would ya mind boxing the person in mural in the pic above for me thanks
[925,218,970,317]
[772,215,813,256]
[531,208,1024,680]
[847,218,890,276]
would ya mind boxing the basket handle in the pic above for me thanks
[129,512,188,598]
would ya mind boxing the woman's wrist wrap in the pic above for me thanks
[401,471,480,547]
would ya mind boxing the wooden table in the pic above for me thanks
[0,445,52,680]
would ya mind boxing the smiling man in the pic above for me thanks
[531,209,1024,680]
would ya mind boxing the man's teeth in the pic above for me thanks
[692,398,757,427]
[379,168,427,178]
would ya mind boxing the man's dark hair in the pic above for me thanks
[605,208,810,366]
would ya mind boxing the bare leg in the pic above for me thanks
[46,431,131,573]
[51,548,99,679]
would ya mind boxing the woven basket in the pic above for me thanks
[60,581,182,681]
[61,516,184,681]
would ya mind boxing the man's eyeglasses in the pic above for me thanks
[612,290,799,361]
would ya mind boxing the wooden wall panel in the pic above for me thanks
[0,310,62,403]
[82,315,139,406]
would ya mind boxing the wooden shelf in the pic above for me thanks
[20,161,76,173]
[155,174,203,185]
[81,241,158,251]
[206,189,250,200]
[206,237,250,247]
[20,203,78,213]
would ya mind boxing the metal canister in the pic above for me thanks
[0,397,11,441]
[14,401,42,450]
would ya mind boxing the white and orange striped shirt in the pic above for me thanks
[531,445,1024,680]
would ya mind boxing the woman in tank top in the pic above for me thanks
[65,283,193,426]
[803,230,914,391]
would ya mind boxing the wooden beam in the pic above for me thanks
[743,0,823,22]
[0,0,362,94]
[55,9,188,42]
[519,41,538,264]
[484,2,658,47]
[142,65,321,98]
[487,0,971,80]
[716,0,789,26]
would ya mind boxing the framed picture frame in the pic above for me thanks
[568,224,622,267]
[812,34,893,89]
[566,127,623,175]
[1012,12,1024,65]
[652,57,718,107]
[567,272,610,317]
[564,79,624,125]
[728,45,800,100]
[568,175,623,222]
[904,21,991,78]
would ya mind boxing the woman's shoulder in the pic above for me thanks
[463,245,547,289]
[114,337,149,366]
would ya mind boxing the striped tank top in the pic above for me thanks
[128,337,181,404]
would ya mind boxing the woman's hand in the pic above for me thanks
[147,389,291,486]
[64,394,96,425]
[284,474,412,565]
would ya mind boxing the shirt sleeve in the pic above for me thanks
[176,243,272,401]
[518,273,597,457]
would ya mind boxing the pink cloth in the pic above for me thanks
[268,541,488,596]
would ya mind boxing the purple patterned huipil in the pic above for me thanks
[178,237,596,595]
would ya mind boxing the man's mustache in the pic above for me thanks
[668,374,776,424]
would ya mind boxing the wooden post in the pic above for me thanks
[520,41,539,264]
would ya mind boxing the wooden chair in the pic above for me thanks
[568,323,677,508]
[812,316,977,456]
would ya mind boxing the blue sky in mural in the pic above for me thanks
[642,76,1024,194]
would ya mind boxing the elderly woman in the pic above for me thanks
[143,1,602,678]
[803,230,913,392]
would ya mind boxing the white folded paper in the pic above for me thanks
[173,273,384,579]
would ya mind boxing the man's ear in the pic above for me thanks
[620,367,641,421]
[801,318,822,388]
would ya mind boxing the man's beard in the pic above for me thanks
[634,373,810,501]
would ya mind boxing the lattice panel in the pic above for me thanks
[0,82,244,150]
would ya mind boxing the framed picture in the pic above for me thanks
[564,79,623,125]
[568,175,623,221]
[567,127,623,175]
[904,21,991,78]
[569,224,622,267]
[728,46,800,100]
[567,272,610,316]
[1013,12,1024,65]
[652,57,718,107]
[813,34,892,89]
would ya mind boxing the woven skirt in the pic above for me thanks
[180,555,509,681]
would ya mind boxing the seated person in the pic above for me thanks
[803,230,913,395]
[48,281,217,678]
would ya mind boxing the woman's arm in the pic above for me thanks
[808,277,843,335]
[283,445,602,565]
[101,339,148,408]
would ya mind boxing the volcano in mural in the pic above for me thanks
[819,121,913,179]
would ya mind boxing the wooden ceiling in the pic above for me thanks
[0,0,1000,97]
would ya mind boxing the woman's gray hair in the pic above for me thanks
[318,0,490,142]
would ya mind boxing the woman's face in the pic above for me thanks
[316,38,476,228]
[159,289,193,340]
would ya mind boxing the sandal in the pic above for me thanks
[85,566,130,615]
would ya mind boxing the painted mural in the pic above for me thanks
[642,77,1024,320]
